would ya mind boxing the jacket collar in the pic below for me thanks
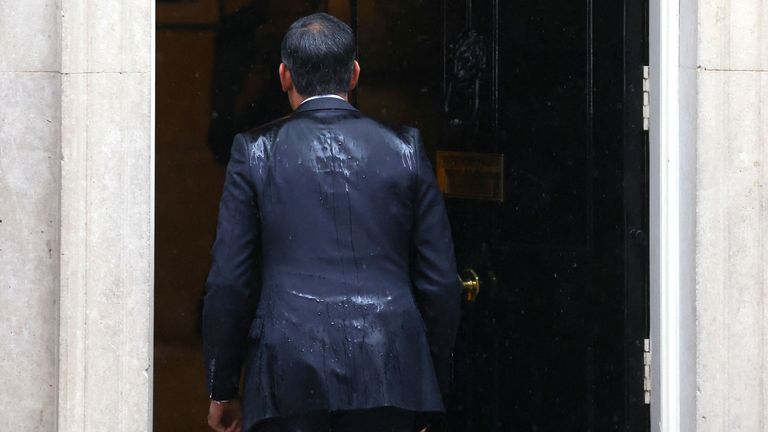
[293,96,358,113]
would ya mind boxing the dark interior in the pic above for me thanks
[155,1,649,430]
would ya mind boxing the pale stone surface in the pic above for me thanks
[61,0,152,73]
[0,72,61,431]
[58,47,154,432]
[693,1,768,431]
[0,1,60,72]
[56,1,155,431]
[698,0,768,71]
[58,71,154,428]
[58,71,88,432]
[696,69,768,431]
[679,59,699,432]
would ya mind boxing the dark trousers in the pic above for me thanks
[251,407,417,432]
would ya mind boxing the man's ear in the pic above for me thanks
[279,63,293,93]
[349,61,361,92]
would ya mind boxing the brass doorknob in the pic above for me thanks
[459,268,480,302]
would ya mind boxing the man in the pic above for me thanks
[203,13,460,432]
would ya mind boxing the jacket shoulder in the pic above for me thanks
[238,115,291,143]
[357,115,420,146]
[237,112,420,148]
[230,116,293,169]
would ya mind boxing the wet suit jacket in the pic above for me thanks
[202,96,461,430]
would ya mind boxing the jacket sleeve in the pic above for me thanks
[202,133,261,401]
[408,129,462,397]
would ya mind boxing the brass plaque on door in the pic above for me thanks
[435,151,504,201]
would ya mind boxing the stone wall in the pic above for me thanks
[58,1,154,431]
[0,0,154,431]
[695,0,768,430]
[0,1,62,430]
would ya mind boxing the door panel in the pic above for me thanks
[356,0,649,430]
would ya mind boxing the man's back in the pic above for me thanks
[252,98,420,287]
[204,97,460,430]
[202,12,460,432]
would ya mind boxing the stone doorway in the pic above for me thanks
[154,1,650,430]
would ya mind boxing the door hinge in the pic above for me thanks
[643,338,651,404]
[642,66,650,131]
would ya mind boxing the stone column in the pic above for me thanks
[0,2,62,430]
[695,0,768,430]
[0,1,154,431]
[58,1,154,431]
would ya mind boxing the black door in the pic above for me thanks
[355,0,648,430]
[201,1,650,429]
[431,1,650,430]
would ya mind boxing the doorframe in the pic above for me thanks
[649,0,697,430]
[140,1,692,429]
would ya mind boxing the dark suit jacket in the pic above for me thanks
[202,97,461,429]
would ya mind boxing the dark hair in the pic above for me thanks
[280,13,356,97]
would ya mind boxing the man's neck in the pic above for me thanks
[299,93,347,104]
[290,92,348,110]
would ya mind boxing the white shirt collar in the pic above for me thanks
[300,94,347,105]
